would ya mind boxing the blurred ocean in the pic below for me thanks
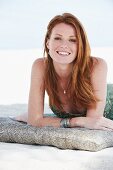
[0,47,113,104]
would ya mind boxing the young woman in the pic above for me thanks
[16,13,113,130]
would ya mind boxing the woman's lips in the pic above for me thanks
[56,51,71,56]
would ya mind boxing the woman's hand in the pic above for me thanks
[71,116,113,131]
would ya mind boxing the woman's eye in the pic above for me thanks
[54,37,61,40]
[69,39,76,42]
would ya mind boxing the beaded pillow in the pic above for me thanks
[0,117,113,152]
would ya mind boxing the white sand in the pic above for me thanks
[0,142,113,170]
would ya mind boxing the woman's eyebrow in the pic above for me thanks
[55,33,62,36]
[55,34,76,38]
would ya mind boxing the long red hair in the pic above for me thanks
[44,13,98,111]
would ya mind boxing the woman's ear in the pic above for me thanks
[46,39,50,49]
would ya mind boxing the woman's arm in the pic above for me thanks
[70,57,113,130]
[27,58,62,127]
[27,58,45,126]
[87,57,107,117]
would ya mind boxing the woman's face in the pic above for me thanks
[46,23,78,64]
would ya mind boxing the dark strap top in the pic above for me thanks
[50,105,87,119]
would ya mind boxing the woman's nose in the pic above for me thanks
[60,40,69,48]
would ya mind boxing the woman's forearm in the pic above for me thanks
[28,116,85,128]
[28,116,62,128]
[28,115,113,131]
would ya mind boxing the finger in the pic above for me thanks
[95,125,113,131]
[102,118,113,129]
[105,118,113,124]
[101,126,113,131]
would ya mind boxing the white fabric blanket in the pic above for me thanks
[0,104,113,170]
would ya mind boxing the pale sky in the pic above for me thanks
[0,0,113,49]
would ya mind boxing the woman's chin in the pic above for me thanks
[54,58,74,64]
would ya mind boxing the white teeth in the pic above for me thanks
[57,51,70,55]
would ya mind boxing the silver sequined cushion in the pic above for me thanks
[0,117,113,152]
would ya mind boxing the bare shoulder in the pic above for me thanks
[90,57,108,85]
[32,58,45,70]
[91,56,108,72]
[31,58,46,77]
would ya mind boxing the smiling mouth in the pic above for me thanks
[56,51,71,56]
